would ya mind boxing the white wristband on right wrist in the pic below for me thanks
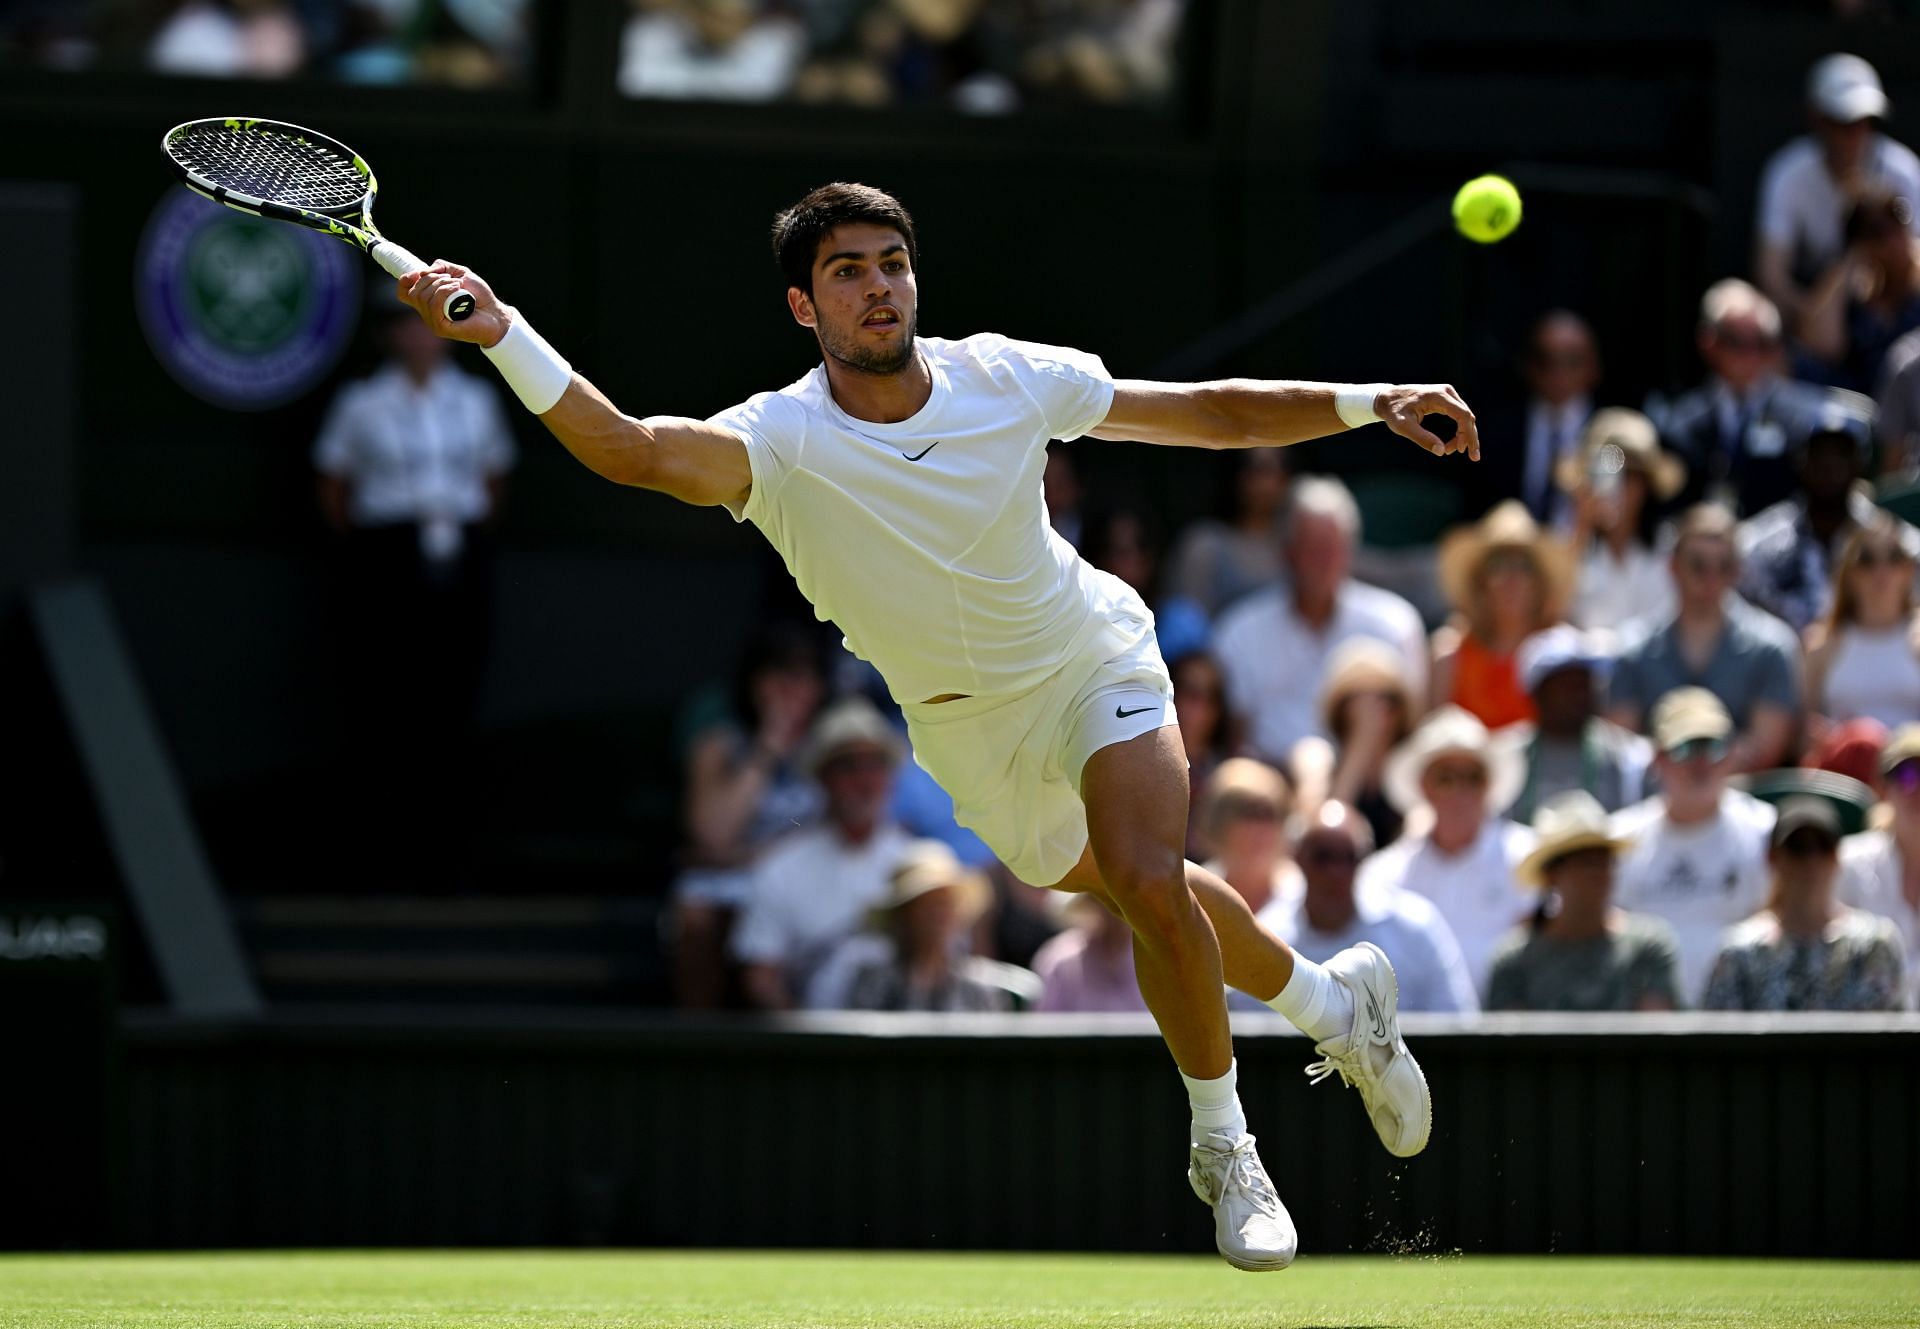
[483,316,572,415]
[1334,383,1388,429]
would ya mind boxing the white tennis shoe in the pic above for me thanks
[1187,1130,1297,1272]
[1304,941,1432,1158]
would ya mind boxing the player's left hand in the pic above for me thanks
[1379,384,1480,461]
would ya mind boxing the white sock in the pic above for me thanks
[1180,1059,1247,1147]
[1266,953,1353,1043]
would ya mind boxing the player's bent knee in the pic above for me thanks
[1099,854,1190,931]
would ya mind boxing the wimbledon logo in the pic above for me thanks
[136,189,359,411]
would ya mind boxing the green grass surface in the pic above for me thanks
[1,1250,1914,1328]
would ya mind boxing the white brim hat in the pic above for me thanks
[1382,705,1526,816]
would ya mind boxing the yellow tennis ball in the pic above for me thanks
[1452,174,1522,244]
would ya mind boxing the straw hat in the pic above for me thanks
[869,840,991,926]
[1436,501,1578,619]
[1554,407,1686,502]
[1382,705,1526,815]
[1516,791,1635,887]
[1318,636,1420,733]
[800,697,906,777]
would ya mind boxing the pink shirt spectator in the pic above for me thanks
[1031,925,1149,1013]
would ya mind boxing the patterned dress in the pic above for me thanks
[1701,907,1906,1011]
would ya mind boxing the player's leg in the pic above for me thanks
[1072,725,1295,1271]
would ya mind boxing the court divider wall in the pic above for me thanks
[111,1011,1920,1257]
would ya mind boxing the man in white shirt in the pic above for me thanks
[395,182,1480,1271]
[1356,707,1535,997]
[732,698,915,1009]
[1259,802,1479,1014]
[1756,53,1920,327]
[1839,724,1920,1007]
[1609,688,1776,1005]
[1212,477,1428,764]
[313,299,517,868]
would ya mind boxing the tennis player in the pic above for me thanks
[397,182,1479,1272]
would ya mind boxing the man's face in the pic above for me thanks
[1701,312,1780,392]
[1671,534,1737,613]
[1297,826,1361,913]
[1801,432,1859,505]
[1524,317,1599,407]
[1533,666,1595,738]
[1286,513,1352,602]
[1418,755,1489,831]
[790,222,918,376]
[1655,735,1731,806]
[1770,827,1840,896]
[1815,113,1875,174]
[819,743,896,829]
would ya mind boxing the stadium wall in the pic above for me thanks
[103,1012,1920,1257]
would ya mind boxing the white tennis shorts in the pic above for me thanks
[900,608,1175,887]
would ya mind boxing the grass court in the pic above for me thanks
[2,1249,1914,1328]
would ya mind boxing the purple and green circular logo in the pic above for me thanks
[136,190,359,411]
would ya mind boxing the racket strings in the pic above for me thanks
[168,123,367,212]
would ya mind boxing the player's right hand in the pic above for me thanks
[398,260,510,348]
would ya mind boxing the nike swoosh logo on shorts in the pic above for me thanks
[1115,703,1157,718]
[902,441,939,461]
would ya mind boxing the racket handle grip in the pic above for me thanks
[369,239,476,323]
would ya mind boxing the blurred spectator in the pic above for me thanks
[1558,408,1683,635]
[1803,510,1920,730]
[1800,191,1920,394]
[618,0,804,101]
[1610,688,1776,1005]
[1357,706,1534,995]
[1213,477,1426,763]
[1651,280,1828,518]
[1257,801,1478,1014]
[1042,440,1084,549]
[1839,724,1920,1005]
[1498,626,1653,826]
[1031,894,1149,1013]
[1876,324,1920,475]
[1195,758,1300,918]
[1738,396,1896,631]
[1430,501,1573,730]
[1804,716,1889,791]
[1487,792,1683,1012]
[1703,796,1904,1010]
[842,841,1034,1011]
[1756,54,1920,329]
[669,623,826,1008]
[977,860,1064,970]
[733,698,913,1009]
[1607,504,1800,771]
[1020,0,1181,106]
[1481,311,1600,523]
[1083,506,1208,654]
[1163,447,1290,617]
[1290,636,1418,851]
[1169,648,1235,859]
[312,294,514,871]
[148,0,305,78]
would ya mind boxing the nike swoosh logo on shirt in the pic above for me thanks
[1114,703,1157,718]
[902,441,940,461]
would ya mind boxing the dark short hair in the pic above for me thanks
[772,182,919,295]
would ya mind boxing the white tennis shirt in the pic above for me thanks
[713,334,1138,703]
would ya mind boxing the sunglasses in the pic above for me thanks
[1715,332,1778,354]
[1855,546,1912,570]
[822,751,893,775]
[1664,737,1729,763]
[1427,764,1489,790]
[1681,555,1737,578]
[1885,760,1920,793]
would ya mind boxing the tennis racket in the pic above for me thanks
[161,116,474,322]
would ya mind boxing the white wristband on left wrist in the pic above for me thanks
[1335,384,1388,429]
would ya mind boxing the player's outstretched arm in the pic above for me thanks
[1090,379,1480,461]
[398,262,750,511]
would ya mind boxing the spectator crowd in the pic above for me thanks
[668,52,1920,1019]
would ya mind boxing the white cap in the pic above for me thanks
[1809,53,1889,123]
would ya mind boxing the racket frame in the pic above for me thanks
[161,117,471,319]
